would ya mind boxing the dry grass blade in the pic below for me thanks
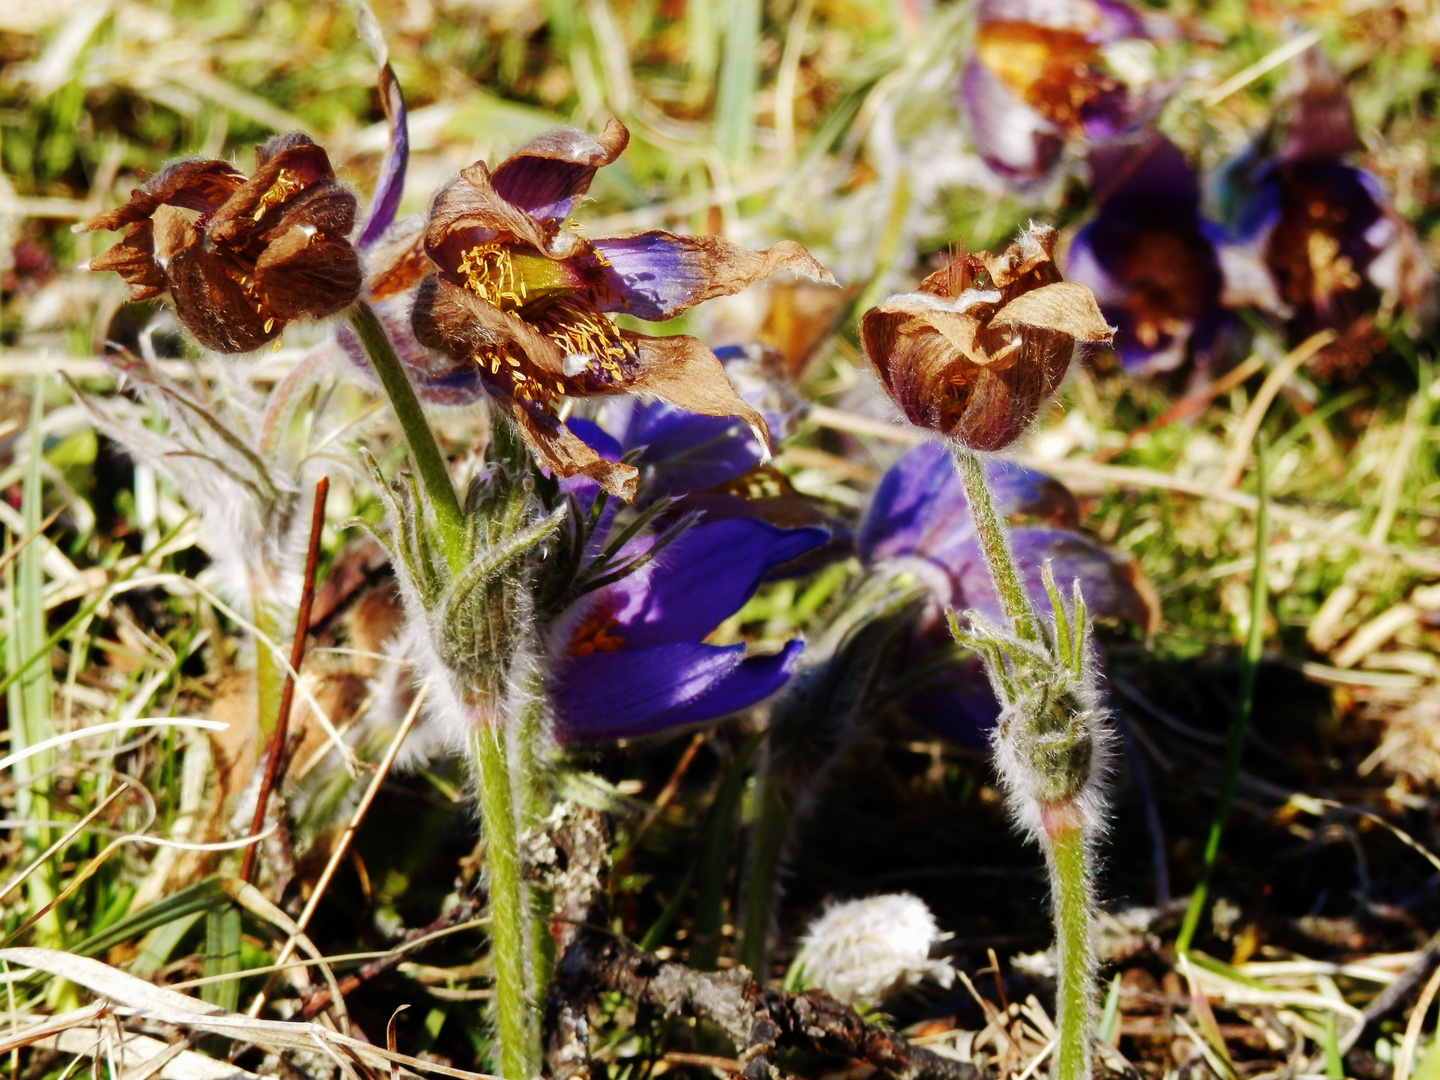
[1220,329,1335,488]
[0,949,500,1080]
[0,1004,108,1057]
[221,879,349,1036]
[247,684,427,1019]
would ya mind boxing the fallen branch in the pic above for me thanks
[541,806,987,1080]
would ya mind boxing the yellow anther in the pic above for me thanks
[251,169,305,221]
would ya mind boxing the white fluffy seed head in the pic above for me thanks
[795,893,954,1007]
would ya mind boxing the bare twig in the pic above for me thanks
[240,476,330,885]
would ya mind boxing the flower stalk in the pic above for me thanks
[948,448,1106,1080]
[349,301,540,1079]
[953,448,1043,643]
[348,302,466,568]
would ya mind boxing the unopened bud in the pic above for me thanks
[793,893,954,1007]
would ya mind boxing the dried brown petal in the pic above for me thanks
[207,136,342,245]
[168,245,278,354]
[491,394,639,501]
[87,220,166,301]
[411,274,569,377]
[618,332,772,454]
[425,162,566,266]
[860,224,1112,450]
[84,158,246,233]
[254,230,363,321]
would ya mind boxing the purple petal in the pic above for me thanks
[958,58,1065,182]
[568,416,624,462]
[359,63,410,249]
[573,519,828,651]
[954,526,1147,626]
[858,445,1076,569]
[588,232,719,321]
[552,639,804,741]
[489,121,628,223]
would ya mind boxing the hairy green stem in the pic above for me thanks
[351,303,536,1077]
[470,724,536,1080]
[952,448,1042,643]
[515,678,557,1019]
[1045,812,1092,1080]
[349,302,465,570]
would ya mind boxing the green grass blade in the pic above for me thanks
[1096,973,1122,1044]
[715,0,760,163]
[203,904,243,1011]
[72,876,229,957]
[8,380,61,948]
[690,732,762,970]
[1176,436,1270,955]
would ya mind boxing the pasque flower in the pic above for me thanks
[1066,134,1227,375]
[858,442,1150,743]
[959,0,1148,182]
[409,118,834,500]
[84,134,362,353]
[861,224,1112,450]
[550,516,827,741]
[1221,46,1436,373]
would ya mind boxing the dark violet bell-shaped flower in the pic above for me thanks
[1221,46,1436,371]
[550,517,828,741]
[1066,133,1227,374]
[861,224,1112,451]
[84,134,362,353]
[959,0,1147,182]
[565,345,799,503]
[407,118,835,501]
[858,442,1152,744]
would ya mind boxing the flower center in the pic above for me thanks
[251,169,305,221]
[1306,231,1361,310]
[975,22,1110,134]
[568,611,626,656]
[532,298,639,380]
[458,242,579,312]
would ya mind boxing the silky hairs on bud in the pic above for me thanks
[794,893,954,1007]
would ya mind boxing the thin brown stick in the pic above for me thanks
[246,684,426,1020]
[240,476,330,885]
[0,508,64,577]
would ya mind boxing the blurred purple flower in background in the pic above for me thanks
[550,517,827,741]
[1219,47,1436,375]
[857,442,1152,743]
[1066,133,1228,375]
[959,0,1148,182]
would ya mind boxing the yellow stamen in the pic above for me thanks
[251,169,305,221]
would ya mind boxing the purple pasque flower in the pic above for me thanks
[550,516,828,741]
[1220,46,1436,373]
[858,442,1151,743]
[1066,133,1227,375]
[406,119,835,501]
[959,0,1148,182]
[565,345,799,504]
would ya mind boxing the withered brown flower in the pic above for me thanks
[408,117,834,500]
[860,224,1112,450]
[84,134,362,353]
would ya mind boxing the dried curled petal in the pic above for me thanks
[861,224,1112,450]
[405,115,836,497]
[83,133,361,353]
